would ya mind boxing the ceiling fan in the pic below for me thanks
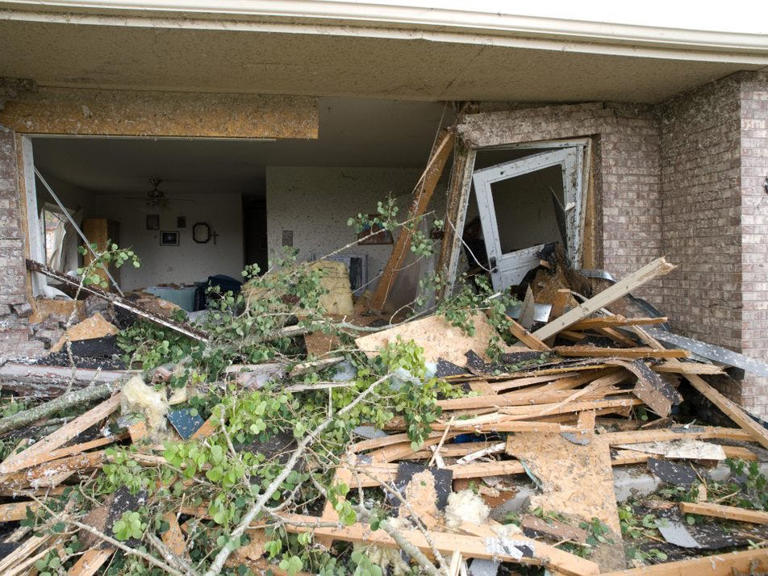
[145,177,168,208]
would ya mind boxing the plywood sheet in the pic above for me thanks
[355,313,512,365]
[505,431,623,570]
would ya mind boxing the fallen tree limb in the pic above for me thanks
[203,372,393,576]
[0,363,134,398]
[0,381,121,436]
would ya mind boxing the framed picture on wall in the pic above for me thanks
[357,215,393,245]
[146,214,160,230]
[160,231,179,246]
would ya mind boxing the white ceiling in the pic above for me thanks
[33,98,450,197]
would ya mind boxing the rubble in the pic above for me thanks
[1,248,767,576]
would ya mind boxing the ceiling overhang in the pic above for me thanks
[1,1,767,103]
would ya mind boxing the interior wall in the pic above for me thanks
[266,166,421,287]
[85,191,244,290]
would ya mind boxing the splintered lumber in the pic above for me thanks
[569,316,668,331]
[355,313,513,365]
[0,363,132,399]
[162,512,188,556]
[680,501,768,524]
[532,257,676,341]
[685,374,768,450]
[279,513,599,576]
[506,316,551,351]
[553,346,688,359]
[68,548,114,576]
[601,547,768,575]
[0,500,40,522]
[27,259,209,342]
[0,393,122,474]
[369,130,455,311]
[500,397,642,419]
[653,362,724,375]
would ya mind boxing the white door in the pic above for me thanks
[473,147,584,291]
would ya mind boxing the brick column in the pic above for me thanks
[739,74,768,418]
[0,125,44,359]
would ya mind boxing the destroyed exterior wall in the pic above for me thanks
[0,126,44,358]
[739,73,768,417]
[457,103,662,302]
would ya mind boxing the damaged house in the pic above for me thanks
[0,2,767,575]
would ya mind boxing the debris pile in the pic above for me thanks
[0,252,767,576]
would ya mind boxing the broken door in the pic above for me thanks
[472,146,584,291]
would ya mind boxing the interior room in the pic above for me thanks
[30,98,450,311]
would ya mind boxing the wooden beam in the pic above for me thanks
[601,548,768,576]
[507,316,551,351]
[1,87,318,139]
[553,346,688,359]
[679,502,768,524]
[279,513,599,575]
[685,374,768,450]
[532,258,676,341]
[599,427,753,446]
[569,316,668,331]
[68,548,114,576]
[369,130,455,310]
[0,501,40,522]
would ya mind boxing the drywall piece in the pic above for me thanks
[355,313,512,365]
[612,468,662,502]
[469,558,500,576]
[618,440,726,461]
[504,431,623,572]
[532,257,676,342]
[50,312,119,352]
[0,87,318,139]
[655,519,701,549]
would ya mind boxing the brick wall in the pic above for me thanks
[739,72,768,417]
[0,124,44,360]
[658,77,743,354]
[458,103,663,301]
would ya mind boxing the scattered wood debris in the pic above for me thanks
[2,252,767,576]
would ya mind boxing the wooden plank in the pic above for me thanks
[601,548,768,576]
[68,548,114,576]
[492,373,578,393]
[0,501,40,522]
[653,362,724,375]
[680,502,768,524]
[570,316,668,331]
[468,380,496,395]
[0,394,121,474]
[500,397,642,419]
[686,374,768,450]
[507,316,551,351]
[279,513,599,575]
[532,258,676,341]
[190,417,217,440]
[369,130,454,310]
[600,427,752,446]
[42,433,127,465]
[577,411,596,431]
[316,464,356,548]
[553,346,688,359]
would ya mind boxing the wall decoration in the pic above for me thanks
[357,215,393,245]
[146,214,160,230]
[192,222,211,244]
[160,231,179,246]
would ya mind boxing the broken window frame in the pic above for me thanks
[438,137,593,297]
[472,146,584,291]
